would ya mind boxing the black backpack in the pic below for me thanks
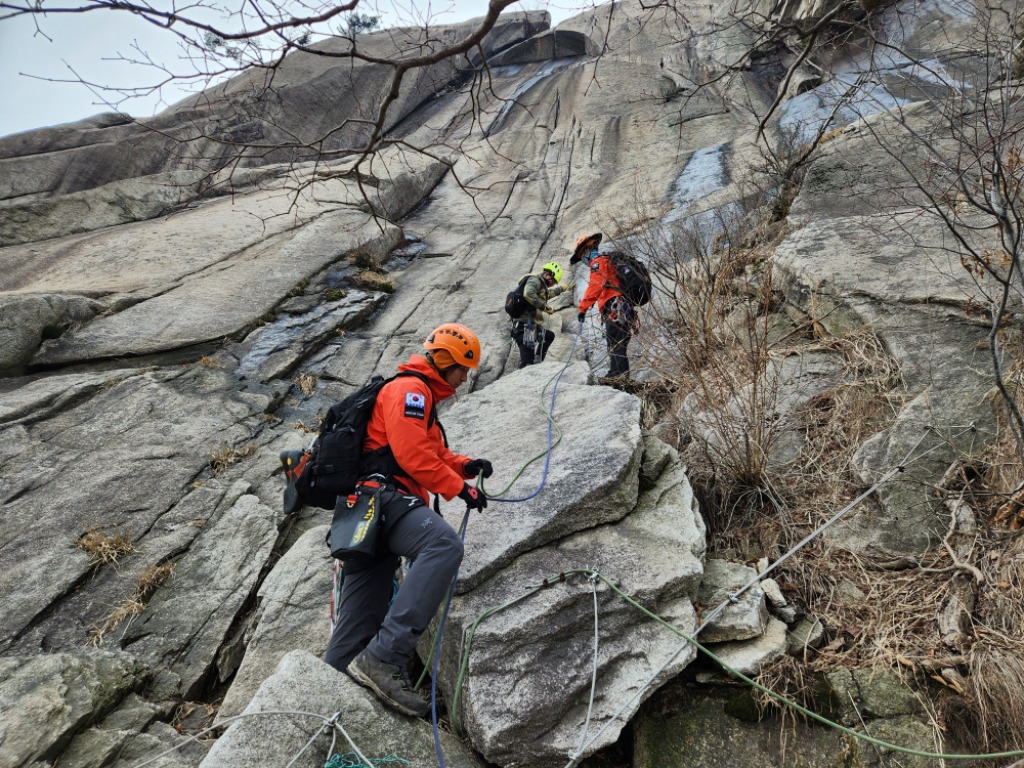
[607,251,652,306]
[504,275,532,318]
[296,371,433,509]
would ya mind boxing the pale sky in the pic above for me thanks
[0,0,580,139]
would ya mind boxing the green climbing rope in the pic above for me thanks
[449,568,1024,763]
[324,753,412,768]
[478,364,570,498]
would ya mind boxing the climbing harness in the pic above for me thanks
[521,320,541,363]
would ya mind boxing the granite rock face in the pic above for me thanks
[0,0,1007,764]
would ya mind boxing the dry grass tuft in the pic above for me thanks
[295,372,318,395]
[197,355,224,369]
[172,701,220,739]
[209,443,258,476]
[75,528,135,566]
[89,562,175,645]
[137,562,175,594]
[351,270,395,293]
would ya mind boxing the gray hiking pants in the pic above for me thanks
[324,491,464,672]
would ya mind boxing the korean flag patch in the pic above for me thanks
[404,392,427,419]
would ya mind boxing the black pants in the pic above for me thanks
[512,326,554,368]
[604,317,631,377]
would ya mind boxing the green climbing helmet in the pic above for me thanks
[541,262,563,283]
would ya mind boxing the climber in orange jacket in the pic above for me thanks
[572,233,637,379]
[326,322,493,718]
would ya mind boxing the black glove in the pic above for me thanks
[464,458,494,478]
[577,312,586,324]
[458,483,488,511]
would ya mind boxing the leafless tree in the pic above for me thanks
[841,1,1024,451]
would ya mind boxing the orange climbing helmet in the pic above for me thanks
[570,232,603,264]
[424,323,481,369]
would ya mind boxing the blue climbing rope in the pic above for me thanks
[487,322,583,503]
[426,321,584,768]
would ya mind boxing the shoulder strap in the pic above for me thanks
[359,369,448,484]
[600,255,623,293]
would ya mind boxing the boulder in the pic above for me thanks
[198,650,487,768]
[0,650,144,768]
[705,617,788,677]
[434,428,704,768]
[217,526,335,720]
[695,560,768,643]
[822,668,923,724]
[439,362,644,592]
[634,686,853,768]
[0,293,100,374]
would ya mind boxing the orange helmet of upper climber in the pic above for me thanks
[570,232,603,264]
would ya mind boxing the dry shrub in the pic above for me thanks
[197,355,223,369]
[941,637,1024,766]
[643,255,787,530]
[76,528,135,566]
[351,270,395,293]
[919,338,1024,757]
[970,379,1024,530]
[209,443,258,476]
[173,701,219,739]
[940,528,1024,761]
[295,372,318,395]
[89,562,175,645]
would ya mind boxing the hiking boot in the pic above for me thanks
[279,449,310,515]
[346,649,430,717]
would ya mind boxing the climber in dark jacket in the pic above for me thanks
[509,261,573,368]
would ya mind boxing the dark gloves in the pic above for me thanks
[577,312,586,324]
[458,483,488,511]
[465,458,494,478]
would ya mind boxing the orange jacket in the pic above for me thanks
[363,355,472,505]
[578,254,621,316]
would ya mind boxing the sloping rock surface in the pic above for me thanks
[0,0,1010,764]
